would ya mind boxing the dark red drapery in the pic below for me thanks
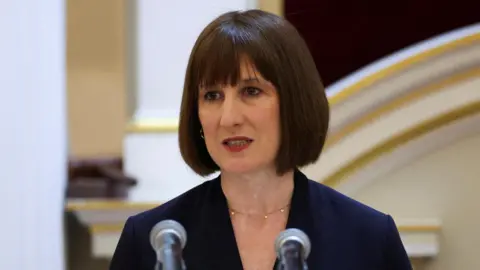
[284,0,480,88]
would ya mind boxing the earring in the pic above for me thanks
[200,128,204,139]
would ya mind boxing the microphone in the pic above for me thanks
[274,228,311,270]
[149,219,187,270]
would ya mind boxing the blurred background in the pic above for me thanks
[1,0,479,269]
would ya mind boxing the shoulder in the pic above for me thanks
[110,178,217,269]
[308,179,394,242]
[306,178,411,268]
[308,178,389,226]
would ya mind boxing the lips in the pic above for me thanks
[222,136,253,152]
[222,136,254,145]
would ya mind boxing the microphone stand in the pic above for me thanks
[155,233,186,270]
[276,240,308,270]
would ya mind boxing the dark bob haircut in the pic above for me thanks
[178,9,329,176]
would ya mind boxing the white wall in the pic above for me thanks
[352,134,480,270]
[0,1,67,269]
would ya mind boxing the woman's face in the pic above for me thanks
[198,61,281,174]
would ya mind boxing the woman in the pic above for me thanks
[110,9,412,270]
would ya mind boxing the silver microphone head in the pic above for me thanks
[149,219,187,261]
[274,228,311,259]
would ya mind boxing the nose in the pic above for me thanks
[219,91,243,128]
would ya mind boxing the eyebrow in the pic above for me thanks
[198,77,263,90]
[241,77,261,83]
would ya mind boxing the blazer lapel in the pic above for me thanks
[196,170,327,270]
[282,169,329,269]
[202,176,244,270]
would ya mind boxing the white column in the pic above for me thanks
[0,1,66,270]
[125,0,257,202]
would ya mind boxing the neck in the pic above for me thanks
[221,168,295,215]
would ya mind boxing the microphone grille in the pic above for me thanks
[149,219,187,250]
[274,228,311,259]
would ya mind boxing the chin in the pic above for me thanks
[220,161,260,174]
[222,166,255,175]
[219,159,274,175]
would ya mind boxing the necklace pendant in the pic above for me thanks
[264,215,268,219]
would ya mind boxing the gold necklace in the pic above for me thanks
[229,204,290,219]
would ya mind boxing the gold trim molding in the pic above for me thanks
[325,68,480,148]
[328,33,479,106]
[66,199,161,211]
[398,224,441,233]
[88,221,441,234]
[90,223,126,234]
[125,118,178,133]
[323,100,480,187]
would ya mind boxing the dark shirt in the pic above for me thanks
[110,169,412,270]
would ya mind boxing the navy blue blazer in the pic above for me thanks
[110,169,412,269]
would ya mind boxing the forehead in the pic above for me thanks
[198,57,266,88]
[238,59,264,79]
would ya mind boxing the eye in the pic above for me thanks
[243,87,261,96]
[203,91,222,101]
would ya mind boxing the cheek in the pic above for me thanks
[255,105,281,137]
[198,109,217,136]
[269,105,281,142]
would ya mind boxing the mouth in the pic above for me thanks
[222,136,254,152]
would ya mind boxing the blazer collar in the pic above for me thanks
[285,169,319,268]
[199,168,323,270]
